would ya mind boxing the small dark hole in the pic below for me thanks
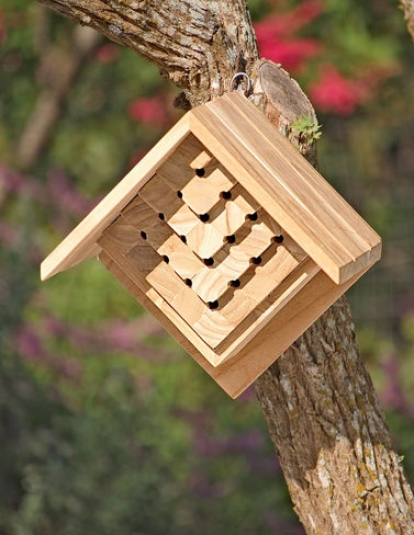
[140,231,147,240]
[158,212,165,220]
[185,278,192,287]
[196,168,205,177]
[225,235,236,244]
[204,257,214,266]
[251,256,262,265]
[163,255,170,264]
[177,191,183,198]
[200,213,210,222]
[221,191,232,200]
[208,300,219,310]
[247,212,258,221]
[180,235,187,244]
[273,235,284,243]
[230,279,241,288]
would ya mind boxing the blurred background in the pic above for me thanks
[0,0,413,533]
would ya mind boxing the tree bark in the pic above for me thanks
[400,0,414,42]
[34,1,414,533]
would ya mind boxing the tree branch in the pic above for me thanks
[35,0,258,106]
[400,0,414,42]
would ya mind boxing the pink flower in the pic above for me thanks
[128,96,167,128]
[309,65,371,115]
[254,0,324,72]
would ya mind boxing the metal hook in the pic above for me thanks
[229,72,252,96]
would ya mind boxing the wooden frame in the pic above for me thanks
[41,92,381,397]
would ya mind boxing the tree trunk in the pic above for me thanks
[401,0,414,42]
[35,1,414,533]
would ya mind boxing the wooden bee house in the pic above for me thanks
[41,92,381,398]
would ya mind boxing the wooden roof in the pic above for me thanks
[41,92,381,285]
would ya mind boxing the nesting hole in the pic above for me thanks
[200,213,210,222]
[140,231,147,240]
[196,168,205,177]
[185,278,192,287]
[203,257,214,266]
[158,212,165,221]
[177,191,183,199]
[273,235,284,243]
[225,234,236,244]
[230,279,241,288]
[250,256,262,265]
[180,235,187,244]
[221,191,232,200]
[208,300,219,310]
[162,255,170,264]
[247,212,258,221]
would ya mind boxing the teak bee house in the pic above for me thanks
[41,92,381,398]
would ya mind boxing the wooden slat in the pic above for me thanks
[41,114,192,281]
[190,93,381,284]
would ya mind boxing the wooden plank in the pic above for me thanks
[190,94,381,284]
[41,114,192,281]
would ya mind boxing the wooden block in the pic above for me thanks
[127,244,162,276]
[146,262,205,325]
[186,222,224,259]
[191,266,232,302]
[155,133,207,190]
[139,176,183,219]
[189,150,214,170]
[167,203,200,236]
[156,233,204,280]
[180,167,233,214]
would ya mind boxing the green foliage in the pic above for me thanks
[1,0,414,533]
[292,114,322,143]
